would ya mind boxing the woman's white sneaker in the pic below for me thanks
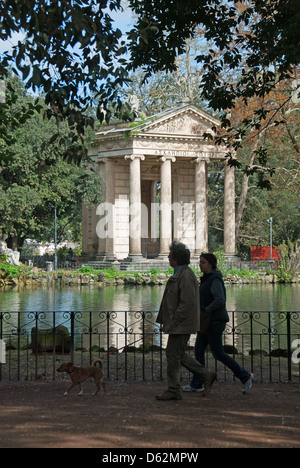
[181,384,204,393]
[242,373,254,394]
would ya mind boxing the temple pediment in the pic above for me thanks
[138,104,220,138]
[94,103,220,146]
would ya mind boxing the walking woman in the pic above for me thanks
[182,252,254,395]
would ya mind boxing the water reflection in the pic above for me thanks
[1,283,299,314]
[0,283,299,353]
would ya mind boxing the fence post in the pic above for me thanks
[34,312,39,379]
[17,312,21,381]
[230,310,236,381]
[70,312,75,363]
[159,326,163,380]
[249,312,254,372]
[268,311,273,382]
[106,311,110,379]
[124,311,128,381]
[142,311,145,380]
[0,313,2,382]
[89,311,92,365]
[52,311,56,380]
[287,312,292,381]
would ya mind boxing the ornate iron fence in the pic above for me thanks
[0,310,299,383]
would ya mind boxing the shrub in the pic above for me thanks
[77,265,98,275]
[226,268,258,278]
[276,264,293,283]
[0,261,29,279]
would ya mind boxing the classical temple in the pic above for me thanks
[82,101,236,264]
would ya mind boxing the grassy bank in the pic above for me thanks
[0,258,299,286]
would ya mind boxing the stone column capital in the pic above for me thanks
[124,154,145,161]
[192,157,210,165]
[158,156,176,163]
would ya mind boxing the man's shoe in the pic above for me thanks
[181,384,204,393]
[242,373,254,394]
[155,391,182,401]
[203,372,217,396]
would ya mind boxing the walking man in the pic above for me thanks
[155,242,216,401]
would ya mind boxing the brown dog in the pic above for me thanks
[57,358,106,396]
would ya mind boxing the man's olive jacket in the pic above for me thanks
[156,265,200,334]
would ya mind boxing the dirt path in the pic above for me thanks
[0,380,299,448]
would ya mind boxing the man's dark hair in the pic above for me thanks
[169,241,191,265]
[200,252,218,269]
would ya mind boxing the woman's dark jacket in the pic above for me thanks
[200,269,229,324]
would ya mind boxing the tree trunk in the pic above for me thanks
[235,137,261,240]
[7,236,18,251]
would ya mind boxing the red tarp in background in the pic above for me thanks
[251,246,280,263]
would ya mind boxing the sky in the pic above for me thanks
[0,2,135,100]
[111,3,134,33]
[0,3,134,55]
[0,31,26,55]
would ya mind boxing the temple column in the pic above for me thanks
[94,158,116,260]
[194,157,209,254]
[158,156,176,258]
[224,161,236,257]
[125,154,145,259]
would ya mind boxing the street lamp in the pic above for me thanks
[47,202,58,271]
[54,201,57,271]
[267,217,273,261]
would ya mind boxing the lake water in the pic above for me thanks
[0,282,299,313]
[0,283,299,354]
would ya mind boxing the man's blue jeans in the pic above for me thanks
[191,322,251,388]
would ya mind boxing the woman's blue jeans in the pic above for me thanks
[191,322,251,388]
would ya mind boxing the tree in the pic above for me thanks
[1,0,299,178]
[0,0,131,162]
[119,36,207,116]
[127,0,300,171]
[231,69,300,243]
[1,2,298,147]
[0,75,102,250]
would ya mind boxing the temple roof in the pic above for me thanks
[95,101,220,140]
